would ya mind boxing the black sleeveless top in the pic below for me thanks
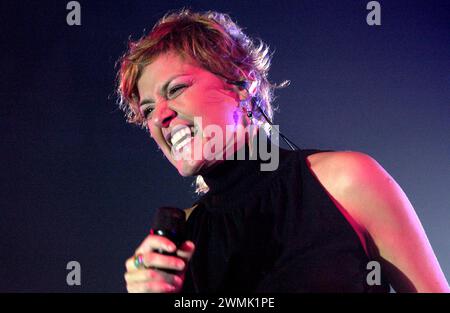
[182,146,390,293]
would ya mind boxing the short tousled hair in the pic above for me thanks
[117,8,286,130]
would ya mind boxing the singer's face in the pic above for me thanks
[136,52,249,176]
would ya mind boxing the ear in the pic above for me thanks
[237,86,250,102]
[230,80,258,101]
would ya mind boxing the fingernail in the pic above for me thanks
[165,244,175,252]
[173,276,183,285]
[166,284,176,292]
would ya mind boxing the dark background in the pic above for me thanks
[1,0,448,292]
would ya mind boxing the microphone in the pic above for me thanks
[150,207,186,257]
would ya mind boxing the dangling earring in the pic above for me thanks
[239,99,253,122]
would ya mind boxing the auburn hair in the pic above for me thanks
[117,8,286,129]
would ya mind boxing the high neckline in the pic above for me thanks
[200,141,263,196]
[197,132,286,198]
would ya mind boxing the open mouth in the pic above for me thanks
[169,125,198,152]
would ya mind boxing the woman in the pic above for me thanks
[117,9,449,293]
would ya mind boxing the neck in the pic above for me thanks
[199,135,270,195]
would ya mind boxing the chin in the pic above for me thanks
[175,158,206,177]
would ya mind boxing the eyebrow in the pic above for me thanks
[139,74,188,107]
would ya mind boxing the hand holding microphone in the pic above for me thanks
[124,207,195,293]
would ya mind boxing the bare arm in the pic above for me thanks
[335,152,449,292]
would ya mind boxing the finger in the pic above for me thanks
[125,252,184,272]
[176,240,195,261]
[141,252,186,271]
[126,281,176,293]
[125,268,162,283]
[125,256,139,272]
[124,268,183,287]
[135,235,176,255]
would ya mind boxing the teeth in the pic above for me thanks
[170,126,196,150]
[174,136,192,152]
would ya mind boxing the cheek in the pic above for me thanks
[148,122,156,138]
[205,104,241,133]
[189,90,239,127]
[149,124,165,145]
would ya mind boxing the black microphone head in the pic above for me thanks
[151,207,186,247]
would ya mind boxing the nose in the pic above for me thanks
[152,102,177,128]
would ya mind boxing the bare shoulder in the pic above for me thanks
[307,150,397,216]
[306,150,390,227]
[306,150,372,175]
[305,150,374,248]
[308,150,450,292]
[305,150,369,199]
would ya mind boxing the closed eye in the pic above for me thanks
[141,105,154,119]
[167,84,187,98]
[140,83,189,120]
